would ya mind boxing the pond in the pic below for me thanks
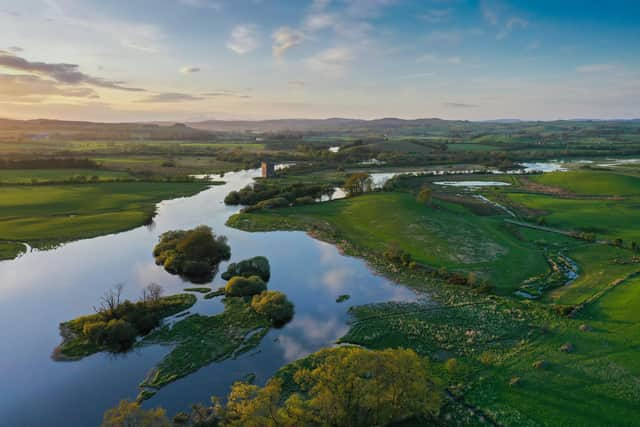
[0,168,415,427]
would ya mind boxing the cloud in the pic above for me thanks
[136,92,204,103]
[444,102,478,108]
[481,0,499,25]
[178,0,222,9]
[0,51,145,92]
[305,47,353,77]
[227,24,261,54]
[576,64,617,73]
[497,16,528,40]
[7,46,23,53]
[420,8,453,23]
[180,66,201,73]
[201,90,251,98]
[272,27,305,58]
[0,74,98,100]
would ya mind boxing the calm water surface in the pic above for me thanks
[0,168,415,427]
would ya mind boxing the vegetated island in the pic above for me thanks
[153,225,231,283]
[139,257,293,392]
[53,283,195,361]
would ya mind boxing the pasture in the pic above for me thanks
[0,181,209,255]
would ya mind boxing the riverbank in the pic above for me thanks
[226,176,640,425]
[0,180,213,260]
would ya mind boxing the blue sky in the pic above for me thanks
[0,0,638,121]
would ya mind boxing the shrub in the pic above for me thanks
[153,226,231,281]
[255,197,289,210]
[444,358,458,374]
[251,291,294,326]
[221,256,271,281]
[225,276,267,297]
[83,321,108,344]
[104,319,138,351]
[532,360,547,369]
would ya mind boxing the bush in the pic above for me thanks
[153,226,231,281]
[83,321,108,344]
[225,276,267,297]
[251,291,294,326]
[221,256,271,281]
[255,197,289,210]
[104,319,138,351]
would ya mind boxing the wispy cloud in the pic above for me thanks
[273,27,305,58]
[136,92,204,103]
[201,90,251,98]
[0,50,145,92]
[399,72,436,80]
[576,63,617,73]
[0,74,98,100]
[288,80,305,88]
[227,24,261,54]
[444,102,479,108]
[180,66,201,73]
[305,47,353,77]
[497,17,528,40]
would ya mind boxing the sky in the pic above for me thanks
[0,0,638,122]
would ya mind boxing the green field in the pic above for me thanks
[531,170,640,196]
[0,181,209,258]
[229,192,551,293]
[447,143,499,152]
[0,168,132,183]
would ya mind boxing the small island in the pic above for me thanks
[140,273,293,392]
[153,225,231,282]
[53,284,196,361]
[221,255,271,281]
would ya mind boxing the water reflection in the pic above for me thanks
[0,168,415,427]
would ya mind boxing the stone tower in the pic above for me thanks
[261,161,275,178]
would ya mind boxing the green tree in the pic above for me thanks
[251,291,294,326]
[102,400,170,427]
[344,172,373,197]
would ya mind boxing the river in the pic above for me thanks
[0,168,415,426]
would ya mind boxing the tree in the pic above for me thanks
[251,291,294,326]
[225,276,267,297]
[102,400,170,427]
[206,347,442,427]
[416,186,432,205]
[142,283,163,306]
[344,172,372,197]
[95,284,124,317]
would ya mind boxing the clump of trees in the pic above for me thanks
[153,225,231,282]
[221,256,271,281]
[224,182,330,207]
[224,275,267,297]
[61,284,195,355]
[102,399,170,427]
[102,347,442,427]
[344,172,372,197]
[251,290,294,326]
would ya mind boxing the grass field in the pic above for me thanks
[0,168,132,183]
[531,170,640,196]
[447,143,498,152]
[229,192,551,293]
[0,181,209,257]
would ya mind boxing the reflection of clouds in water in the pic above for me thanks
[277,315,349,362]
[321,268,353,294]
[316,239,340,264]
[277,335,311,361]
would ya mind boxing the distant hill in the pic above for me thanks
[187,117,466,133]
[0,118,214,140]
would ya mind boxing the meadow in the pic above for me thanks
[229,192,551,294]
[0,181,209,259]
